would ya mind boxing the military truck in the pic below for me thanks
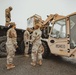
[27,13,76,58]
[0,25,25,57]
[1,12,76,59]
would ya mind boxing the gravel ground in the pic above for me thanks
[0,55,76,75]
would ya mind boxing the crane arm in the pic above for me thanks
[43,14,65,26]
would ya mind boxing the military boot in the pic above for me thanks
[10,64,15,68]
[6,64,15,70]
[24,54,29,57]
[6,64,12,70]
[37,60,42,66]
[31,61,36,66]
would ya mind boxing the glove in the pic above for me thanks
[14,44,18,49]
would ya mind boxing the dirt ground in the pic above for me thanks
[0,55,76,75]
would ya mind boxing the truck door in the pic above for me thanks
[70,14,76,49]
[48,19,69,56]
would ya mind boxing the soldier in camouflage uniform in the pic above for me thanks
[24,28,30,57]
[6,22,18,69]
[5,6,13,26]
[31,24,44,66]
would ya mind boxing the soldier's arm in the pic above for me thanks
[7,29,12,38]
[12,33,18,48]
[31,32,36,42]
[36,31,42,40]
[12,30,18,48]
[13,38,18,48]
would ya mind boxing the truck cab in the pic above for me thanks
[44,12,76,58]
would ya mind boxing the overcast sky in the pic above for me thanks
[0,0,76,30]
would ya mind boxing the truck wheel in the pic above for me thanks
[42,41,50,59]
[0,41,7,58]
[0,36,7,44]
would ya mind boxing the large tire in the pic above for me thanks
[42,41,50,59]
[0,41,7,58]
[0,36,7,44]
[0,52,7,58]
[0,42,6,52]
[0,36,7,58]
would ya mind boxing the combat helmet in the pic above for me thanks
[9,6,13,11]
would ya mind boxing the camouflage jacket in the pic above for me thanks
[32,28,42,44]
[6,28,17,47]
[5,8,11,20]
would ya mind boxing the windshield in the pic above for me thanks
[27,18,34,28]
[51,19,66,38]
[70,15,76,47]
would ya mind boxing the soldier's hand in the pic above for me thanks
[16,45,18,48]
[42,49,44,54]
[41,45,44,54]
[15,45,18,49]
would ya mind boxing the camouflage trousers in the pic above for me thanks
[5,17,11,26]
[24,42,29,54]
[31,44,44,62]
[6,44,16,64]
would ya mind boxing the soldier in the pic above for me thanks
[24,28,30,57]
[6,22,18,69]
[31,24,44,66]
[5,6,13,26]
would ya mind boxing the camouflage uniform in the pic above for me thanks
[31,28,43,65]
[6,27,17,65]
[5,7,12,26]
[24,30,30,56]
